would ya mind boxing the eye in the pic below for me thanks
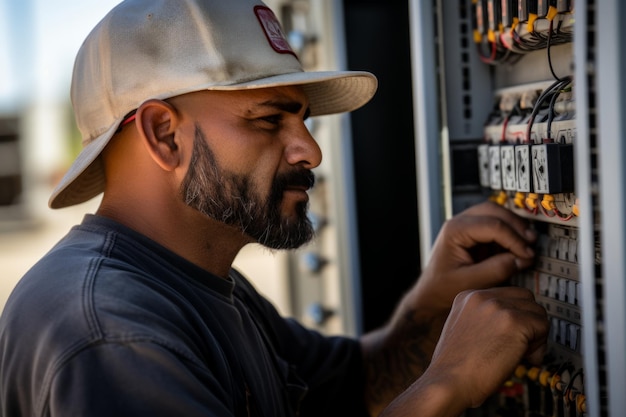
[258,114,283,126]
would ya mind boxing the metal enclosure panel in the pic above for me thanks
[440,0,494,140]
[408,0,445,265]
[596,0,626,415]
[410,0,623,415]
[321,0,364,337]
[573,2,602,415]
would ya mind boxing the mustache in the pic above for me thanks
[275,169,316,191]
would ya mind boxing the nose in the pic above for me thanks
[284,121,322,169]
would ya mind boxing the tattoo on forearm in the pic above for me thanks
[364,309,441,412]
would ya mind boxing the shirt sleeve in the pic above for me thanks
[48,341,239,417]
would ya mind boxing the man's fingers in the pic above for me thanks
[454,252,535,287]
[442,215,536,262]
[457,201,537,244]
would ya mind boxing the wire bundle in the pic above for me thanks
[474,5,573,66]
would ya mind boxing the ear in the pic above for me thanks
[135,99,181,171]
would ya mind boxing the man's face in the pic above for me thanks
[174,87,322,249]
[180,127,316,249]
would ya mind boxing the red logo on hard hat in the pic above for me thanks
[254,6,297,57]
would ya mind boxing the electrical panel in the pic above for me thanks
[411,0,624,415]
[470,2,585,415]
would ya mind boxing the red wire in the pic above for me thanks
[555,210,574,221]
[477,40,497,64]
[501,115,510,141]
[541,205,556,218]
[500,32,512,50]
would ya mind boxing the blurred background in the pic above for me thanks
[0,0,122,311]
[0,0,301,317]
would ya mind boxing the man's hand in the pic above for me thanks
[379,287,549,417]
[361,201,539,416]
[412,201,537,312]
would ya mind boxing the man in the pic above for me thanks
[0,0,548,416]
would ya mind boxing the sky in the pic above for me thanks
[0,0,122,110]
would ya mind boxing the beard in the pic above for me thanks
[180,125,316,249]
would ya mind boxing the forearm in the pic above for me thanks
[377,370,467,417]
[360,300,449,416]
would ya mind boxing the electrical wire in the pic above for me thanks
[525,76,573,143]
[546,89,561,141]
[493,12,573,63]
[555,210,574,221]
[547,19,562,81]
[564,368,584,399]
[541,205,557,217]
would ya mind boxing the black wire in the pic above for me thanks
[547,19,562,81]
[546,88,562,140]
[564,368,584,395]
[526,77,572,142]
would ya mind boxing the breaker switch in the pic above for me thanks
[568,323,580,351]
[548,276,557,298]
[515,144,532,192]
[478,144,491,188]
[489,145,503,189]
[500,145,517,190]
[532,143,574,194]
[550,318,560,344]
[557,277,568,301]
[568,281,579,305]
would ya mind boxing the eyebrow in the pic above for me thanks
[254,99,311,119]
